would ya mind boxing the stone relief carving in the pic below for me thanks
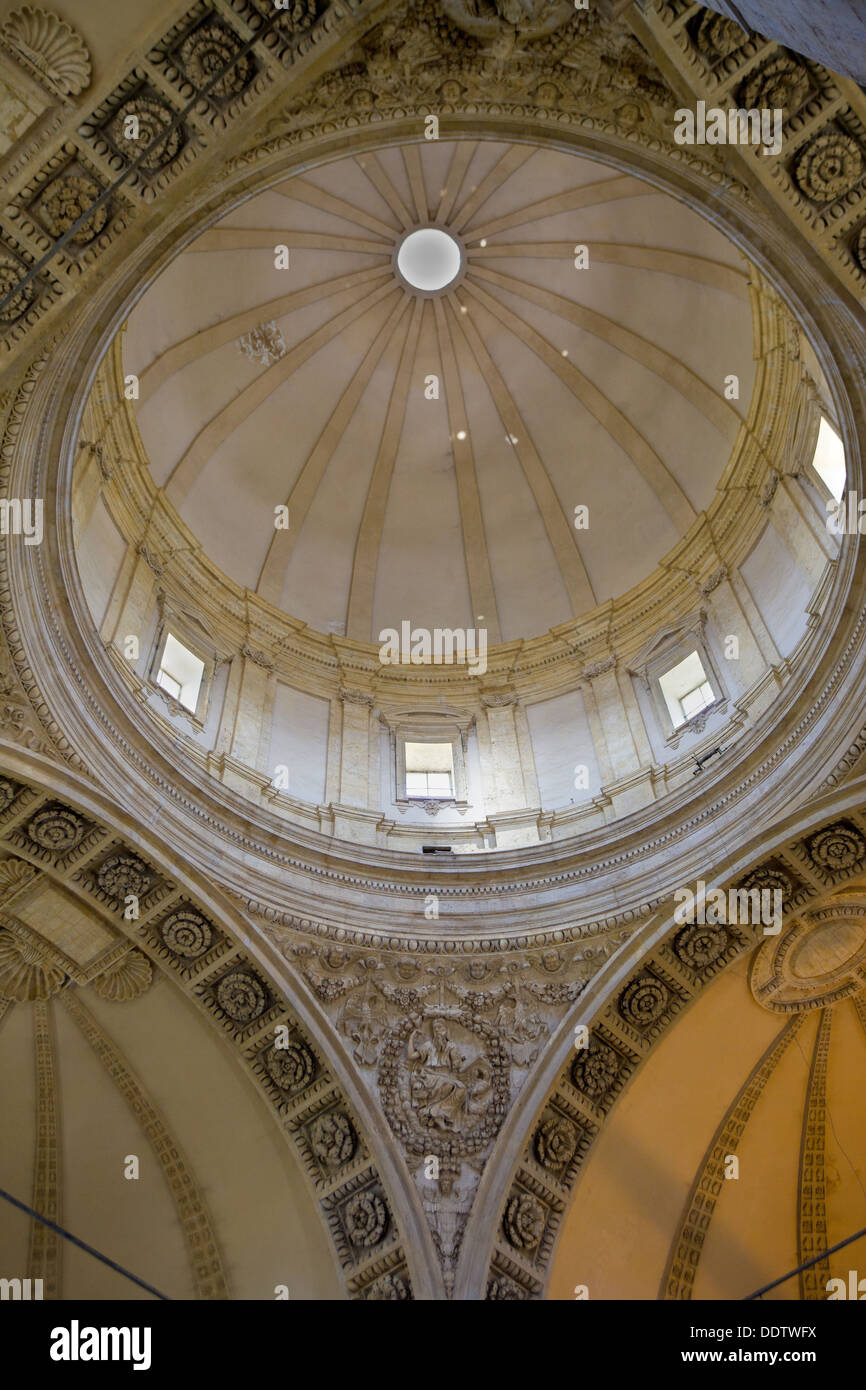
[251,0,687,161]
[262,918,604,1290]
[176,17,256,101]
[442,0,575,43]
[37,172,108,244]
[739,54,810,117]
[238,321,286,366]
[794,131,864,205]
[215,967,268,1023]
[104,92,185,174]
[159,905,214,959]
[693,10,752,63]
[264,1036,316,1094]
[90,947,153,1002]
[96,852,152,901]
[1,7,91,98]
[0,928,65,1000]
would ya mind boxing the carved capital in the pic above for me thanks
[700,565,728,595]
[340,687,375,707]
[240,643,274,673]
[582,655,616,680]
[760,469,780,507]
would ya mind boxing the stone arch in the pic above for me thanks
[0,745,442,1299]
[459,781,866,1299]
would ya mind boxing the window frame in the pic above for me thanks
[630,613,727,746]
[382,708,473,809]
[148,612,215,727]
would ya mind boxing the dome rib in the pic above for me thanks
[165,278,400,508]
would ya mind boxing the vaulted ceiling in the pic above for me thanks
[124,136,755,644]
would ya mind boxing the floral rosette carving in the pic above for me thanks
[310,1111,356,1168]
[96,854,151,900]
[739,55,809,116]
[695,12,750,60]
[674,925,727,971]
[160,906,213,959]
[855,224,866,272]
[503,1192,544,1252]
[795,132,864,204]
[807,823,866,875]
[39,175,108,245]
[0,778,20,811]
[265,1038,315,1093]
[215,969,267,1023]
[571,1037,620,1099]
[0,257,36,325]
[27,804,86,853]
[107,95,183,173]
[344,1189,389,1248]
[534,1115,578,1171]
[740,863,794,899]
[618,974,668,1028]
[487,1274,526,1300]
[178,20,254,99]
[365,1272,409,1300]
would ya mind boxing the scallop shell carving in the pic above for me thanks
[0,930,65,1001]
[2,7,92,97]
[91,949,153,1002]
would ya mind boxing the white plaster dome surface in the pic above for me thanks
[397,226,462,291]
[123,137,757,645]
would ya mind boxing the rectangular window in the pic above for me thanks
[811,417,845,502]
[659,651,716,729]
[156,633,205,714]
[404,741,454,798]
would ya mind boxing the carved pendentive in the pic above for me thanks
[1,7,92,97]
[378,1009,510,1189]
